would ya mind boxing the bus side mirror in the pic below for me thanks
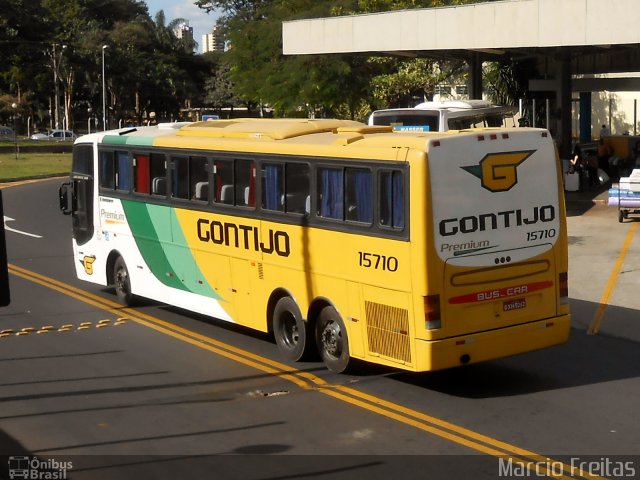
[59,182,74,215]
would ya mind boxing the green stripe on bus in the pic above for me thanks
[121,200,221,300]
[121,200,187,292]
[102,135,156,146]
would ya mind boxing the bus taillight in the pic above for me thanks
[424,294,441,330]
[559,272,569,304]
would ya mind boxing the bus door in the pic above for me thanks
[59,144,94,246]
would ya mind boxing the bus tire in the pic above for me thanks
[113,256,134,306]
[316,306,352,373]
[273,297,312,362]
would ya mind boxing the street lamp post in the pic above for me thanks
[11,103,19,161]
[102,45,109,131]
[87,107,92,134]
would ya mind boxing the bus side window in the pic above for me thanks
[285,163,310,215]
[317,167,344,220]
[116,151,131,192]
[262,163,284,212]
[171,156,189,200]
[133,154,150,194]
[190,157,208,201]
[98,150,130,191]
[345,167,372,224]
[213,159,233,204]
[99,151,115,189]
[150,153,167,196]
[379,170,404,229]
[235,159,255,207]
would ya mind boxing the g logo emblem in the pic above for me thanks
[82,256,96,275]
[462,150,534,192]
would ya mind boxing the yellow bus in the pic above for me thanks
[59,118,570,373]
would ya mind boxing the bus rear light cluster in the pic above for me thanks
[424,294,441,330]
[559,271,569,304]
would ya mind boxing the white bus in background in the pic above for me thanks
[368,100,517,132]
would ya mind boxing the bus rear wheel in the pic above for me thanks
[113,256,134,306]
[316,306,352,373]
[273,297,312,362]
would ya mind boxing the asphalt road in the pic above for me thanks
[0,178,638,480]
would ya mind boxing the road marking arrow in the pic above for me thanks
[3,216,42,238]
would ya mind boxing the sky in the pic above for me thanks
[144,0,220,53]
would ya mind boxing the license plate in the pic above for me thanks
[503,298,527,312]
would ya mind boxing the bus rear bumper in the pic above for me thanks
[415,315,571,372]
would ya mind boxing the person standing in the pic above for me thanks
[570,145,584,190]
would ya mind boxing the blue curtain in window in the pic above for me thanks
[117,151,130,191]
[392,172,404,228]
[264,165,281,210]
[353,170,372,223]
[320,169,343,219]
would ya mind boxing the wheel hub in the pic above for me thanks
[321,322,341,357]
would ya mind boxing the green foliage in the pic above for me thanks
[0,0,210,130]
[483,58,538,106]
[1,0,505,129]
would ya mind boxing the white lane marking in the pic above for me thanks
[3,216,42,238]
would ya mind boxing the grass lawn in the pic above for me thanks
[0,151,71,182]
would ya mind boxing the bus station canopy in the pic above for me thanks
[283,0,640,70]
[282,0,640,156]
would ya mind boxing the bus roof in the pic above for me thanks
[92,118,544,160]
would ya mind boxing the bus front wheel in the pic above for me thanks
[113,256,134,306]
[316,306,352,373]
[273,297,312,362]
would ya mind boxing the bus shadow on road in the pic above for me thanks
[389,298,640,398]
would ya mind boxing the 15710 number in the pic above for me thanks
[526,228,556,241]
[358,251,398,271]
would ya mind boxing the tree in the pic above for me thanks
[193,0,489,118]
[0,0,209,131]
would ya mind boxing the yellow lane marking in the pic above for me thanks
[0,319,121,338]
[8,265,311,392]
[0,177,65,190]
[8,263,602,479]
[588,222,638,335]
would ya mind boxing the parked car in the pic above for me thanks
[31,130,77,141]
[49,130,77,141]
[0,125,15,141]
[30,132,49,140]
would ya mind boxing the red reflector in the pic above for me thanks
[542,132,548,137]
[456,340,466,345]
[490,134,497,140]
[477,135,485,141]
[502,133,509,139]
[432,140,441,147]
[546,322,554,327]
